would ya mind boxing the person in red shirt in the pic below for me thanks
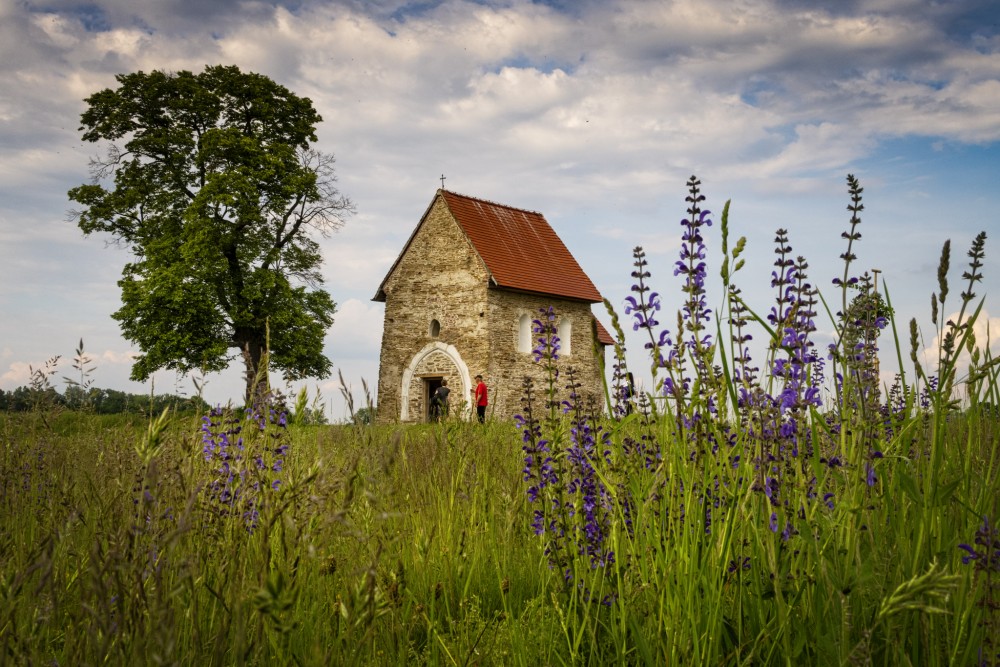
[472,374,488,423]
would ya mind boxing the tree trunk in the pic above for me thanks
[240,333,269,406]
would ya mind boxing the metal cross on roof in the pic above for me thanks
[440,174,446,189]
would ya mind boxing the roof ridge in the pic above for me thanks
[440,189,542,217]
[371,188,603,304]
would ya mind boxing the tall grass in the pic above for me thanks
[1,175,997,665]
[517,175,998,665]
[1,406,564,664]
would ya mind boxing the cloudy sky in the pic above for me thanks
[1,0,998,418]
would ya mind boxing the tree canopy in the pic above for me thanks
[69,65,352,403]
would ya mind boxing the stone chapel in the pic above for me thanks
[373,189,614,422]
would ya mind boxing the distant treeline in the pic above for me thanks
[0,385,210,415]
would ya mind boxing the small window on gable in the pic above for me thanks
[429,319,441,337]
[559,318,572,357]
[517,314,531,353]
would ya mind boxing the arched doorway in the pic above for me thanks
[399,342,472,421]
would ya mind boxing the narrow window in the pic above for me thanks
[429,319,441,337]
[559,318,572,356]
[518,314,531,353]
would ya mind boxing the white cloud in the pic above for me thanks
[743,122,874,181]
[918,309,1000,389]
[0,355,66,387]
[328,298,385,358]
[99,349,139,364]
[30,13,81,50]
[1,361,35,386]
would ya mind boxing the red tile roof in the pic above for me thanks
[593,316,615,346]
[440,190,603,303]
[374,190,612,345]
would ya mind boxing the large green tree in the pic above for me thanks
[69,65,353,403]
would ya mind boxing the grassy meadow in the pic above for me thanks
[2,176,998,665]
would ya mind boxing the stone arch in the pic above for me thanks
[400,341,472,421]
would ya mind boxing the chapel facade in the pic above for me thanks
[373,189,614,423]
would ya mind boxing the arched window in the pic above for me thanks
[429,319,441,337]
[558,318,572,356]
[517,314,531,353]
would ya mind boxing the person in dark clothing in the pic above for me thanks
[431,379,450,421]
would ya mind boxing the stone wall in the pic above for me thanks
[485,290,607,420]
[375,197,490,422]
